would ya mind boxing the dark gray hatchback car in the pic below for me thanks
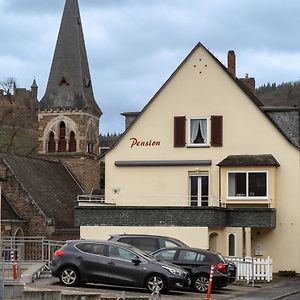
[51,240,190,293]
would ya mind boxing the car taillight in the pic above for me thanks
[54,249,65,257]
[216,262,227,273]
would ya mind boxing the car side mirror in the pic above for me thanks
[132,257,141,265]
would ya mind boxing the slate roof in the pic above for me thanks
[0,153,83,230]
[1,193,25,222]
[39,0,101,116]
[262,107,300,149]
[217,154,280,166]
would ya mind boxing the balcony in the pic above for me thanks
[76,194,115,206]
[74,205,276,228]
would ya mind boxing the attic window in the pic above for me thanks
[188,118,208,146]
[59,77,70,86]
[84,77,91,88]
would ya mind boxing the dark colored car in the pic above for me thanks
[51,240,190,293]
[151,247,231,293]
[227,261,237,283]
[108,234,188,253]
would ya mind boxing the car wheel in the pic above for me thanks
[193,274,209,293]
[59,266,79,287]
[145,274,167,293]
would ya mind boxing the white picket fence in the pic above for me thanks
[226,256,273,282]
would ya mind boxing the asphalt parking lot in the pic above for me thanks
[24,275,300,300]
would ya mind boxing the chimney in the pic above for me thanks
[227,50,236,77]
[121,112,140,130]
[240,76,256,94]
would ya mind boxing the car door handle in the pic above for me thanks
[108,261,115,265]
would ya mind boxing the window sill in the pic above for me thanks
[186,145,210,148]
[226,197,268,201]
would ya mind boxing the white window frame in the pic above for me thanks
[189,172,209,206]
[187,117,209,147]
[226,170,268,200]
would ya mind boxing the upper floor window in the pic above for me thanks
[47,121,78,153]
[227,171,267,199]
[174,115,222,148]
[188,117,208,146]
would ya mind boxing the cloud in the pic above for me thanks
[0,0,300,133]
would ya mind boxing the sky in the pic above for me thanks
[0,0,299,134]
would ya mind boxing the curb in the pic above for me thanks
[273,288,300,300]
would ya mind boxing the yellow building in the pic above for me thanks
[76,43,300,273]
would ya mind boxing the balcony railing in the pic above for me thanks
[76,194,115,206]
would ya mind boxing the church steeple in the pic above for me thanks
[37,0,101,157]
[39,0,102,116]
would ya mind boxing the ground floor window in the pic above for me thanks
[227,171,267,199]
[189,173,209,206]
[228,233,236,256]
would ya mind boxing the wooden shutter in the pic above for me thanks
[174,116,186,147]
[211,115,223,147]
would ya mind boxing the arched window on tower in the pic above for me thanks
[69,131,77,152]
[48,132,56,153]
[58,121,66,152]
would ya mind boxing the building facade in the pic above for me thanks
[0,0,102,239]
[37,0,102,192]
[75,43,300,273]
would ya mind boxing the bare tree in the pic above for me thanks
[0,89,38,156]
[0,77,17,96]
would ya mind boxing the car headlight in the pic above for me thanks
[162,266,187,277]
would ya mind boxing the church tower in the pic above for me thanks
[37,0,102,192]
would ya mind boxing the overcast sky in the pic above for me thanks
[0,0,299,133]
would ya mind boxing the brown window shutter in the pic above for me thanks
[211,115,223,147]
[174,116,186,147]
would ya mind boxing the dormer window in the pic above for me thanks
[84,77,91,88]
[59,76,70,86]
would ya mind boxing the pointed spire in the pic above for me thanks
[31,78,38,101]
[39,0,102,116]
[31,78,38,88]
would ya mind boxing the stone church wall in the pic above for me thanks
[61,156,100,193]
